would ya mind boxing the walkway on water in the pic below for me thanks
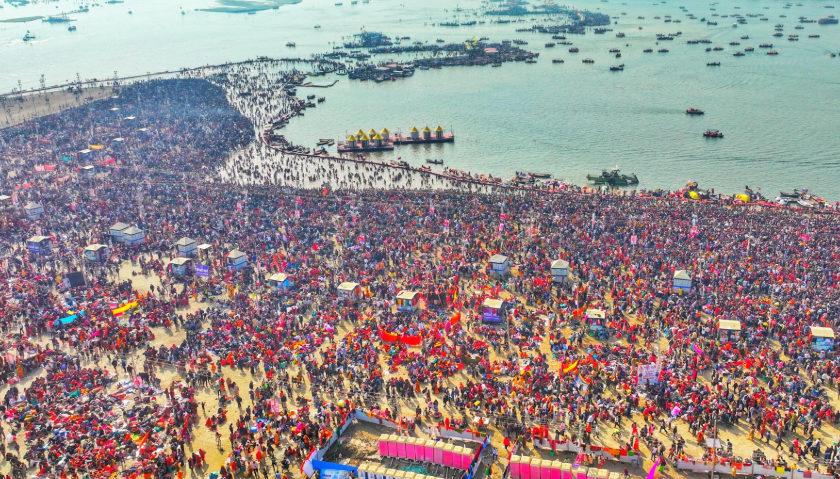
[0,57,342,97]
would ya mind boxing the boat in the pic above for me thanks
[286,42,296,47]
[741,35,749,39]
[314,25,321,28]
[552,58,564,63]
[818,17,838,24]
[528,172,552,178]
[23,31,35,41]
[707,62,721,66]
[809,34,820,38]
[745,47,754,51]
[616,32,625,37]
[426,158,443,165]
[68,25,77,31]
[545,43,556,47]
[335,2,342,4]
[703,129,724,138]
[760,43,773,48]
[767,50,779,54]
[658,48,669,52]
[610,65,624,71]
[733,51,745,56]
[686,108,704,115]
[643,48,653,52]
[586,167,639,186]
[43,15,71,23]
[582,58,595,63]
[569,47,579,52]
[316,139,333,145]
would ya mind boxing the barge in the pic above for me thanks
[394,126,455,144]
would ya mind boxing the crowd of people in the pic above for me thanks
[0,62,839,479]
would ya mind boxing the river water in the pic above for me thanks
[2,0,840,199]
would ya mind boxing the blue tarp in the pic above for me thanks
[53,310,85,326]
[311,461,357,473]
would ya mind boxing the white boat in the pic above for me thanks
[23,31,35,41]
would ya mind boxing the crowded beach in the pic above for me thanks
[0,59,840,479]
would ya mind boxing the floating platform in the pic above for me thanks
[393,133,455,144]
[337,141,395,153]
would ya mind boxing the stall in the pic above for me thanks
[718,319,741,341]
[0,195,11,208]
[550,259,570,283]
[226,249,248,271]
[672,269,692,293]
[269,273,294,290]
[585,309,607,332]
[27,235,51,255]
[168,257,194,277]
[482,298,507,324]
[487,254,511,278]
[24,201,45,218]
[338,282,362,300]
[175,237,198,257]
[810,326,835,352]
[110,222,130,241]
[83,244,109,262]
[197,243,213,259]
[121,226,146,246]
[81,165,96,177]
[396,290,420,312]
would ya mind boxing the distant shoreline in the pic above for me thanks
[0,15,43,23]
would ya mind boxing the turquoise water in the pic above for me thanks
[2,0,840,199]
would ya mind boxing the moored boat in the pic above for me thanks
[586,167,639,186]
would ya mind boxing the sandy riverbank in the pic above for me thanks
[1,86,114,127]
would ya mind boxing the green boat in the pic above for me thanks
[586,167,639,186]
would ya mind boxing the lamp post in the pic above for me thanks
[710,409,719,479]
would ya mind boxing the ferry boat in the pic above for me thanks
[23,31,35,41]
[686,108,704,115]
[818,17,838,24]
[703,129,724,138]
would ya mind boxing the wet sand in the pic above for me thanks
[1,86,114,127]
